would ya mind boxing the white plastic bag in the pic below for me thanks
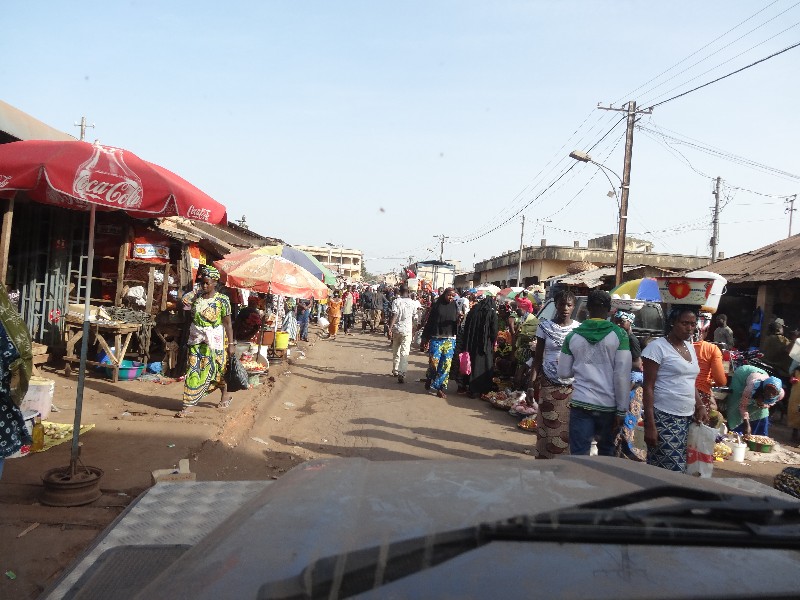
[686,422,716,477]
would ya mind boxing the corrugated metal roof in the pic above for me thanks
[703,234,800,284]
[0,100,75,141]
[548,265,638,288]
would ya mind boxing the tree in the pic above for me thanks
[361,262,376,282]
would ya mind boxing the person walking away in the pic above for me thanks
[712,313,735,348]
[296,300,311,342]
[421,288,460,398]
[361,287,377,332]
[641,307,706,472]
[326,291,343,339]
[531,289,579,458]
[178,265,236,417]
[787,357,800,441]
[725,364,783,437]
[513,295,539,390]
[692,312,727,424]
[558,290,631,456]
[0,286,33,479]
[341,287,355,335]
[460,295,499,397]
[387,284,420,383]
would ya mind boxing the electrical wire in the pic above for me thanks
[645,39,800,109]
[639,125,800,180]
[614,0,786,103]
[634,4,800,105]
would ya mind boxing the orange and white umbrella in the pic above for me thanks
[214,247,329,299]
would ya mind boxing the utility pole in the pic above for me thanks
[597,100,652,286]
[786,195,797,237]
[434,234,449,262]
[516,215,525,286]
[74,116,95,141]
[711,176,721,262]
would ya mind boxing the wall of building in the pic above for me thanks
[294,244,363,281]
[473,243,710,287]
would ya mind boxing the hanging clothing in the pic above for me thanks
[183,293,231,407]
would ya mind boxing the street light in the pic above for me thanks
[569,150,629,286]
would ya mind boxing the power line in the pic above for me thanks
[641,19,800,107]
[615,0,786,103]
[639,125,800,180]
[646,39,800,109]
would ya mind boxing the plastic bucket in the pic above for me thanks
[20,376,54,420]
[318,316,330,329]
[687,270,727,313]
[275,331,290,350]
[730,442,747,462]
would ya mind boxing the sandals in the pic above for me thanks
[175,409,192,418]
[218,396,233,409]
[437,389,447,399]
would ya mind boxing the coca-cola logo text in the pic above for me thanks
[0,175,11,188]
[187,205,212,221]
[74,175,143,208]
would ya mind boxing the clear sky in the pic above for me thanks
[4,1,799,277]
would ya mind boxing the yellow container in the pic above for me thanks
[275,331,290,350]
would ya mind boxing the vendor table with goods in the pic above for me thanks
[63,314,143,382]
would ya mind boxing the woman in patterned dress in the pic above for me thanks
[0,286,33,478]
[177,266,236,417]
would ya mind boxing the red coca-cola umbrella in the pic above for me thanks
[0,139,227,489]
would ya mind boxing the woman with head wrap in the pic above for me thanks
[178,265,236,417]
[725,366,783,437]
[641,306,706,472]
[458,296,499,397]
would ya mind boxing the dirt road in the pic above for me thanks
[2,324,799,598]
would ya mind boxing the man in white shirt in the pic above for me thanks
[388,284,421,384]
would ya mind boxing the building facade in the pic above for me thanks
[470,236,710,289]
[294,245,363,281]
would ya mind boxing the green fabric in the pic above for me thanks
[726,364,769,431]
[0,287,32,406]
[183,293,231,407]
[561,319,629,355]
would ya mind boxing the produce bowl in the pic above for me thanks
[746,439,773,453]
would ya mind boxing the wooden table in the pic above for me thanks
[63,316,143,382]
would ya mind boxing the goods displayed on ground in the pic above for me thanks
[745,435,775,453]
[517,416,537,431]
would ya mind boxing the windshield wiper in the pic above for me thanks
[260,485,800,600]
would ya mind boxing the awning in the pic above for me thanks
[0,100,75,142]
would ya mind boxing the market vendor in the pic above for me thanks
[725,364,784,437]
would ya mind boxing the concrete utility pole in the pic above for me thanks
[786,195,797,237]
[598,100,652,286]
[711,176,721,262]
[516,215,525,286]
[74,116,94,141]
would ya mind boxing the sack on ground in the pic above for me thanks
[686,422,716,477]
[458,351,472,375]
[226,354,249,392]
